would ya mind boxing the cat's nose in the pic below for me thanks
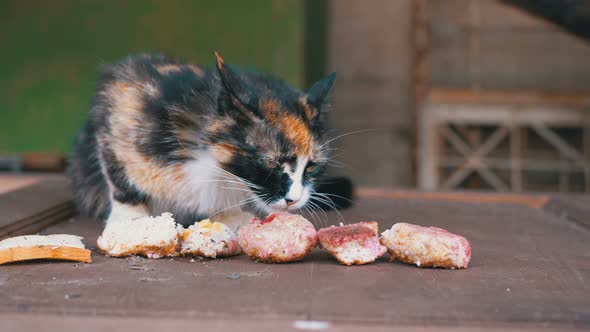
[285,198,299,206]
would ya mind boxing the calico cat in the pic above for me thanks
[68,53,336,229]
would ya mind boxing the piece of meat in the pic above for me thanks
[237,213,317,263]
[180,219,241,258]
[318,222,387,266]
[380,223,471,269]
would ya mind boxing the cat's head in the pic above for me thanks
[209,53,336,214]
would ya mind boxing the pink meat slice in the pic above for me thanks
[380,223,471,269]
[237,213,317,263]
[318,222,387,266]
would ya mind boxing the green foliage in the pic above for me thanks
[0,1,304,153]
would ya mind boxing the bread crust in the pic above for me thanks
[0,246,92,265]
[243,242,315,263]
[381,242,458,268]
[97,241,180,259]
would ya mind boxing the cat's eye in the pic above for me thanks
[306,163,318,173]
[263,159,278,169]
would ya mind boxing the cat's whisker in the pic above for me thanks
[303,205,321,228]
[219,186,255,194]
[210,169,261,192]
[310,199,329,227]
[315,192,355,204]
[312,198,342,226]
[318,128,380,149]
[326,160,352,169]
[327,159,349,167]
[303,203,320,227]
[311,192,346,224]
[327,151,346,160]
[305,200,326,228]
[303,200,320,226]
[211,165,262,190]
[209,196,258,219]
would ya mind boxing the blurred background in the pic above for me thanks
[1,0,589,193]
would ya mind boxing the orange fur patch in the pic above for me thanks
[206,119,230,133]
[155,64,204,77]
[215,52,225,70]
[155,64,182,74]
[106,81,188,201]
[210,143,237,163]
[262,99,313,156]
[299,96,318,121]
[175,128,200,147]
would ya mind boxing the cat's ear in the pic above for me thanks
[214,52,259,120]
[302,72,337,121]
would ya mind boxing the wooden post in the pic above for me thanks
[411,0,430,187]
[584,123,590,192]
[510,125,523,192]
[469,0,482,92]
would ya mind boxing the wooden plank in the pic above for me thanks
[426,104,588,126]
[357,188,548,209]
[0,177,75,240]
[0,314,582,332]
[544,194,590,230]
[0,176,40,194]
[428,89,590,106]
[440,157,588,172]
[1,195,587,329]
[429,0,557,28]
[0,203,75,240]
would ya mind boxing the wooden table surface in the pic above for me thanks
[0,177,588,331]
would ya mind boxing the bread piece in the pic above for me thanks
[380,223,471,269]
[97,212,182,258]
[318,222,386,266]
[0,234,91,264]
[237,213,317,263]
[180,219,241,258]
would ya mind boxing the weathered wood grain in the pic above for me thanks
[0,195,587,329]
[0,177,75,240]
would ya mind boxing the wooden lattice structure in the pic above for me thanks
[413,0,590,192]
[418,89,590,192]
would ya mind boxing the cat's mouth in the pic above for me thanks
[268,199,289,212]
[266,195,310,213]
[251,188,311,214]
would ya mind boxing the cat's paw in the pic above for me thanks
[211,211,255,233]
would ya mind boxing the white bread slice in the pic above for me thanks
[0,234,85,250]
[97,212,183,259]
[0,234,91,264]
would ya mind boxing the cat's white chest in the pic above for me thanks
[177,151,248,216]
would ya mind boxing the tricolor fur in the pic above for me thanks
[68,53,336,226]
